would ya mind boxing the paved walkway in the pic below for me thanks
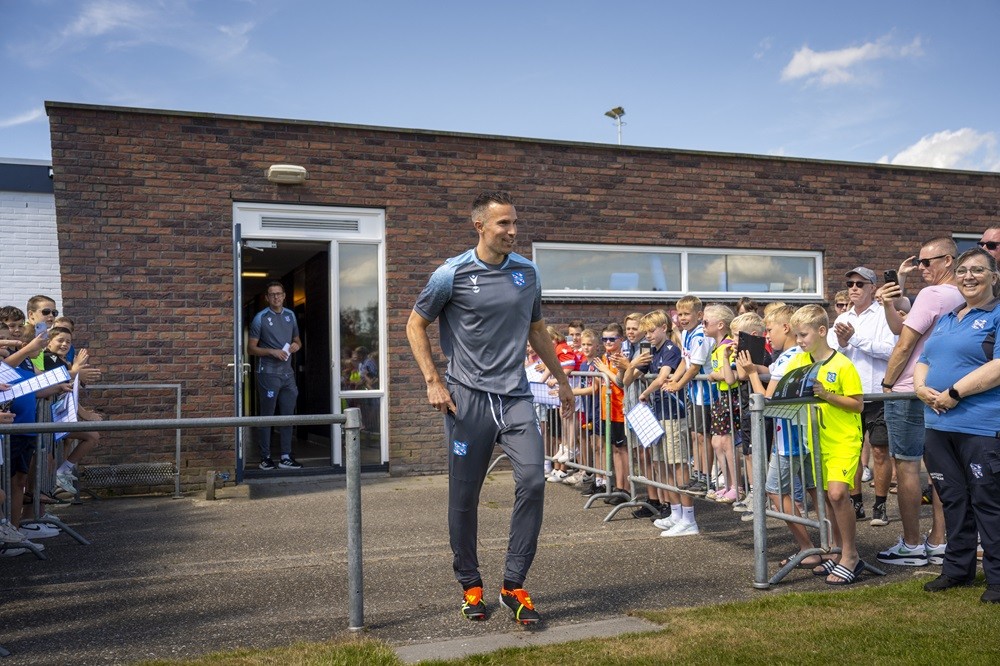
[0,471,932,664]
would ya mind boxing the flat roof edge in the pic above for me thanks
[44,100,1000,178]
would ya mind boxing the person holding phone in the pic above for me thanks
[25,294,58,371]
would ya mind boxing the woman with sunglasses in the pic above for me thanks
[914,247,1000,603]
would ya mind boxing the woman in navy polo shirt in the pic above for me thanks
[914,247,1000,603]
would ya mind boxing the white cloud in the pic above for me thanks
[781,34,922,86]
[754,37,772,60]
[878,128,1000,172]
[0,107,45,129]
[60,0,154,40]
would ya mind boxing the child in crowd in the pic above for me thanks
[630,310,698,536]
[784,305,866,584]
[703,304,740,503]
[44,326,103,495]
[0,401,27,545]
[592,322,628,504]
[574,329,605,494]
[721,311,770,514]
[0,306,25,331]
[665,296,716,493]
[738,305,824,559]
[544,325,578,482]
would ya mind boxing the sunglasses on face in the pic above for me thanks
[845,281,869,288]
[834,302,849,309]
[977,241,1000,251]
[601,336,619,343]
[39,308,59,317]
[912,254,950,268]
[955,266,990,277]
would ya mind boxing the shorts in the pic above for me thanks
[609,421,626,448]
[9,434,35,475]
[862,401,888,447]
[688,403,712,437]
[821,448,861,490]
[765,452,816,495]
[884,398,924,461]
[654,418,688,465]
[710,390,740,436]
[544,407,563,438]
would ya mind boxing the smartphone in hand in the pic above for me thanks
[884,269,898,284]
[34,321,48,339]
[639,341,651,355]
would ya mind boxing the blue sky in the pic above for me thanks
[2,0,999,170]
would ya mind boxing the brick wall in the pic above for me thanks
[46,103,1000,481]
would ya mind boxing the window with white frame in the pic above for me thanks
[533,243,823,301]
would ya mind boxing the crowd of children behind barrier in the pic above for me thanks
[0,295,103,557]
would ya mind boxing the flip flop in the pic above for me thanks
[826,560,865,586]
[780,554,824,570]
[812,559,839,576]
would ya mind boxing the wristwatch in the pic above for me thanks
[947,386,962,401]
[881,380,894,389]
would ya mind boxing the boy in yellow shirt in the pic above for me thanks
[784,305,866,585]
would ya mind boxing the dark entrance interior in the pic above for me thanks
[241,240,333,473]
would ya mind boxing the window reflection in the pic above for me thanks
[340,244,380,391]
[534,248,681,291]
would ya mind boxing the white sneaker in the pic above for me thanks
[543,460,553,474]
[565,471,585,486]
[56,471,78,495]
[733,490,753,513]
[661,521,699,537]
[546,470,568,483]
[652,515,677,530]
[19,523,60,540]
[0,521,26,544]
[924,537,946,565]
[861,466,873,483]
[877,536,928,566]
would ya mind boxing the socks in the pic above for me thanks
[682,505,695,523]
[502,579,521,591]
[671,503,682,516]
[874,495,887,510]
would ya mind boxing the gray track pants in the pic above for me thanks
[446,382,545,589]
[257,372,298,458]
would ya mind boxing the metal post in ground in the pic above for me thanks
[750,392,770,589]
[344,407,364,632]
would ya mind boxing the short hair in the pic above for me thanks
[923,236,958,258]
[603,322,624,336]
[833,290,850,304]
[703,304,735,330]
[567,319,584,331]
[0,305,25,322]
[639,310,671,333]
[954,247,1000,297]
[790,304,829,331]
[48,326,72,339]
[676,295,703,311]
[736,297,760,315]
[624,312,644,326]
[27,295,55,312]
[731,312,765,335]
[54,316,75,330]
[579,328,598,342]
[471,191,515,221]
[265,281,285,294]
[762,301,787,317]
[764,304,796,326]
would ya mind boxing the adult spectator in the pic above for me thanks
[406,191,573,624]
[978,226,1000,263]
[247,281,303,470]
[833,267,896,523]
[915,247,1000,603]
[876,238,963,568]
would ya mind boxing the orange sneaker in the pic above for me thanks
[499,587,540,624]
[461,586,487,621]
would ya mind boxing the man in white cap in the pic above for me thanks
[833,266,897,525]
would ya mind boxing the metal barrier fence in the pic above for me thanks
[0,409,366,633]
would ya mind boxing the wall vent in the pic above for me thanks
[260,216,360,232]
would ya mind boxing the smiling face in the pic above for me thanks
[675,305,700,332]
[955,253,998,304]
[474,202,517,263]
[47,331,72,357]
[624,318,642,344]
[601,330,622,355]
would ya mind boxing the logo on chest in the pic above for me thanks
[470,275,480,294]
[512,271,525,287]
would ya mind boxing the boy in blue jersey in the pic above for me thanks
[407,192,574,625]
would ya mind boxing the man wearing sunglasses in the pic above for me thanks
[833,267,896,524]
[978,227,1000,263]
[876,238,962,569]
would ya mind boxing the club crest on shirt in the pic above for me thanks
[284,315,291,323]
[452,440,468,456]
[971,463,983,479]
[972,318,987,330]
[826,372,837,383]
[511,271,525,287]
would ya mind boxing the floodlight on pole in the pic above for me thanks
[604,106,626,145]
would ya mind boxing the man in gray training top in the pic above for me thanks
[248,280,303,470]
[407,191,574,625]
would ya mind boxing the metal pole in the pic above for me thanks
[617,118,622,145]
[344,407,364,631]
[750,392,770,589]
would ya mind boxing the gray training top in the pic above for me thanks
[249,306,299,375]
[414,248,543,398]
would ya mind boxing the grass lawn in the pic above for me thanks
[140,577,999,665]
